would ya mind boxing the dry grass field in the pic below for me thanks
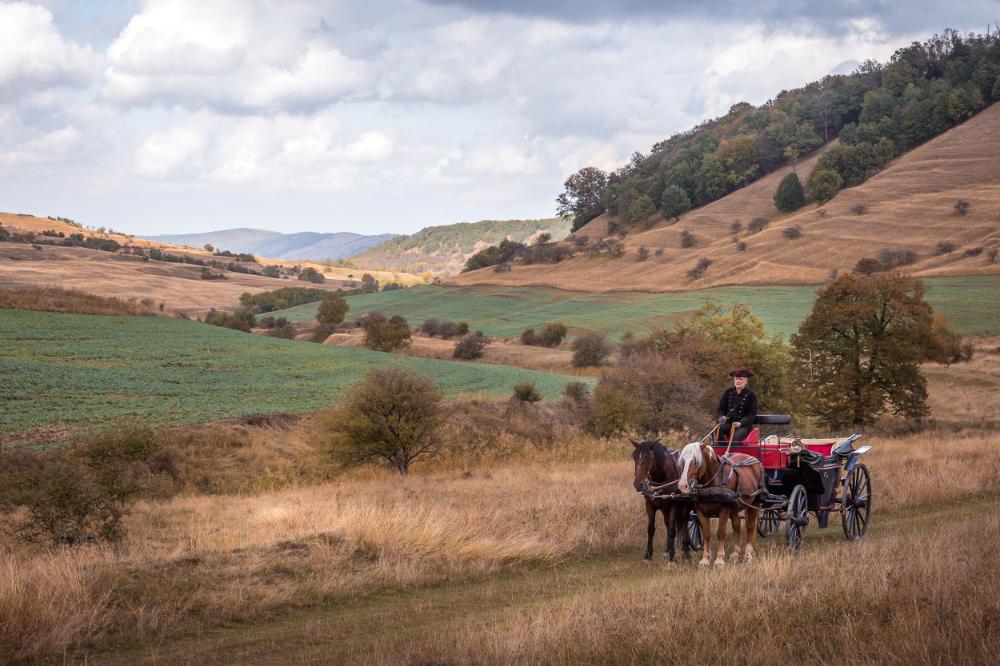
[452,103,1000,292]
[2,429,997,664]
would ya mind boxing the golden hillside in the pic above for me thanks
[451,103,1000,291]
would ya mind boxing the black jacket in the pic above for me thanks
[716,388,758,429]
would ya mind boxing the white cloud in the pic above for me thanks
[0,2,98,96]
[135,126,205,178]
[0,124,83,166]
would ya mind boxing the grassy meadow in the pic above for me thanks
[273,275,1000,339]
[0,309,589,439]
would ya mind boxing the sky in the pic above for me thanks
[1,1,998,236]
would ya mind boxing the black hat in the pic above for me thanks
[729,368,754,378]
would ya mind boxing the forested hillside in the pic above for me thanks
[350,218,570,275]
[557,29,1000,233]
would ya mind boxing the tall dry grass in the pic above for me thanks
[2,429,998,661]
[0,286,153,316]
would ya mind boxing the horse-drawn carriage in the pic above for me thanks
[638,414,872,557]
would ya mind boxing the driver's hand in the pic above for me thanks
[717,416,726,424]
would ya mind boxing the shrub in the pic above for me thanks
[853,258,883,276]
[523,322,569,347]
[782,226,802,239]
[494,262,511,272]
[988,249,998,263]
[268,323,298,339]
[572,235,589,248]
[298,267,326,283]
[572,332,612,368]
[563,381,591,402]
[655,248,664,256]
[730,221,742,234]
[452,331,489,359]
[512,382,541,403]
[935,241,956,255]
[319,368,443,475]
[851,203,868,215]
[360,274,379,293]
[954,199,971,215]
[463,239,526,272]
[316,293,349,325]
[735,241,747,252]
[204,308,255,332]
[680,230,696,248]
[239,287,328,313]
[637,246,650,261]
[0,427,171,545]
[381,281,404,291]
[876,248,918,269]
[774,172,806,212]
[199,267,226,280]
[687,257,713,279]
[360,312,411,351]
[964,246,983,257]
[626,194,657,226]
[420,319,468,338]
[748,217,769,233]
[807,168,843,204]
[310,323,336,343]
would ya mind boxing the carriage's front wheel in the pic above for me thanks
[842,464,872,541]
[757,509,781,537]
[688,513,703,551]
[785,484,808,552]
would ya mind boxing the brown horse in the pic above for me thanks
[631,439,693,567]
[676,441,765,568]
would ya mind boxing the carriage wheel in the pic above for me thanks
[785,485,808,552]
[757,509,781,538]
[688,512,704,551]
[842,464,872,541]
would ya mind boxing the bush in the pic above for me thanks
[512,382,541,403]
[204,308,255,332]
[782,226,802,240]
[453,331,489,359]
[268,323,298,339]
[523,322,568,347]
[310,323,336,343]
[655,248,664,256]
[807,168,843,204]
[680,229,696,248]
[853,258,884,276]
[422,318,468,338]
[876,248,918,269]
[494,261,512,272]
[988,249,998,263]
[637,246,650,261]
[954,199,971,215]
[239,287,329,313]
[774,172,806,212]
[935,241,956,255]
[730,221,742,234]
[361,274,379,293]
[851,203,868,215]
[964,246,983,257]
[298,267,326,283]
[381,281,404,291]
[0,427,171,545]
[687,257,713,279]
[199,267,226,280]
[626,194,657,226]
[748,217,769,233]
[571,332,612,368]
[735,241,747,252]
[563,381,591,402]
[360,312,411,351]
[319,368,443,475]
[316,293,349,325]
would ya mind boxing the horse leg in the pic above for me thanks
[714,508,728,569]
[643,501,656,563]
[664,506,677,568]
[729,510,743,563]
[744,506,761,564]
[698,511,712,569]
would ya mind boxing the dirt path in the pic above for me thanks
[93,489,1000,665]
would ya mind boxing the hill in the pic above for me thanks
[0,309,589,441]
[451,101,1000,291]
[149,228,397,260]
[350,218,571,275]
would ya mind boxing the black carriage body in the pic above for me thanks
[763,453,842,527]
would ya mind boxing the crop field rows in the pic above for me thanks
[274,276,1000,339]
[0,310,589,438]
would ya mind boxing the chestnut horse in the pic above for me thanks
[631,439,692,567]
[677,441,765,568]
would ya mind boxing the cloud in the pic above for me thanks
[135,126,205,178]
[0,2,98,96]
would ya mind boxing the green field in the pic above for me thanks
[274,276,1000,339]
[0,310,590,437]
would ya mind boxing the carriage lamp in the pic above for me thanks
[790,438,804,453]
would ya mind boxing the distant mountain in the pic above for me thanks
[148,228,397,260]
[350,218,571,275]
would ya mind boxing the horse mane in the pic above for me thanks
[651,441,667,472]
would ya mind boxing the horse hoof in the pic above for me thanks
[699,559,711,570]
[714,560,726,570]
[729,553,741,564]
[743,555,754,565]
[667,561,677,570]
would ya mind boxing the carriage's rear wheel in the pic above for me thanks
[842,464,872,541]
[757,509,781,538]
[785,484,808,552]
[688,513,703,551]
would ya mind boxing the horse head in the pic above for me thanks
[630,437,662,491]
[677,441,715,494]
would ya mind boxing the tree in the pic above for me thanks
[316,293,349,325]
[203,243,214,253]
[360,313,411,352]
[453,331,489,359]
[791,273,936,428]
[556,167,608,232]
[626,194,656,226]
[807,168,844,204]
[299,267,326,283]
[319,368,443,475]
[774,173,806,212]
[361,273,379,293]
[572,332,613,368]
[659,185,692,220]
